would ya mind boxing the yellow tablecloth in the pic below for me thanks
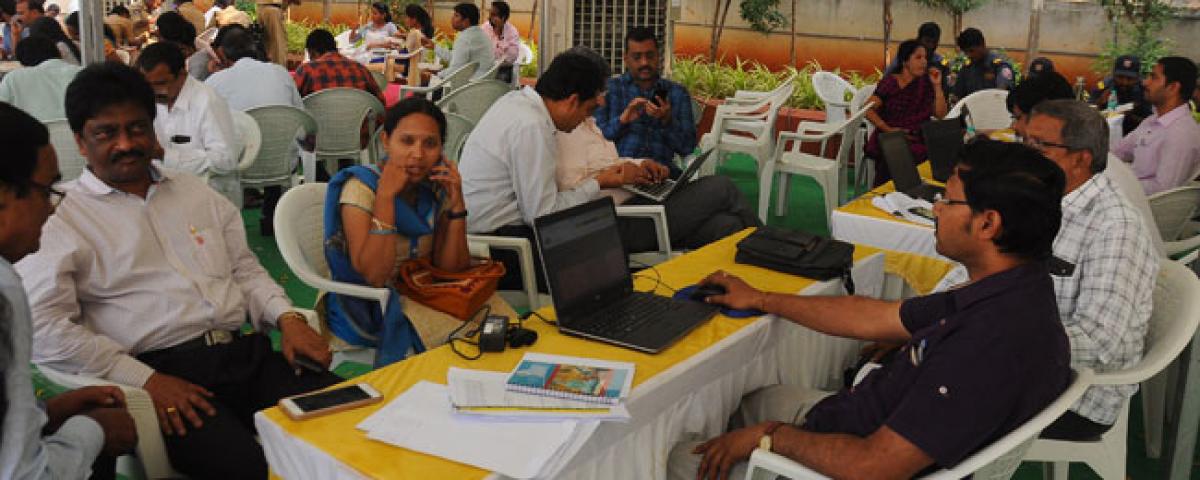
[258,229,950,478]
[832,162,956,264]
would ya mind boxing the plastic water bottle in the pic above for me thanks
[1107,94,1119,112]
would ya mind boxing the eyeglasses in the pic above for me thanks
[29,180,65,208]
[932,192,969,207]
[1023,136,1074,153]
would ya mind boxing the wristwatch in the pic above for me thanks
[446,209,469,220]
[759,421,785,453]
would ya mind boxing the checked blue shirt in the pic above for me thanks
[594,73,697,177]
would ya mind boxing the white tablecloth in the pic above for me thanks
[830,209,946,261]
[255,254,887,480]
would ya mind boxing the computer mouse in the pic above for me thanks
[689,283,727,302]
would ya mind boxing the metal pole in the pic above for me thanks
[79,0,105,64]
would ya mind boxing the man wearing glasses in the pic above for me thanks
[953,99,1159,441]
[669,139,1072,479]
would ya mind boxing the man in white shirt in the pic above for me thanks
[0,34,80,121]
[461,47,652,289]
[421,2,494,81]
[206,25,305,235]
[19,62,340,479]
[0,102,137,480]
[135,41,241,204]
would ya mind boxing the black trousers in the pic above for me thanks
[137,333,341,480]
[1040,410,1114,441]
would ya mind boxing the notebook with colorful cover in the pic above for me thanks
[504,353,635,405]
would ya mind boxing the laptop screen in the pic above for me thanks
[533,198,632,322]
[921,119,966,182]
[879,131,923,192]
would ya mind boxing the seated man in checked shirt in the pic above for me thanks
[940,99,1159,441]
[18,62,342,479]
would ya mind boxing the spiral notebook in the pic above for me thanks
[504,353,635,406]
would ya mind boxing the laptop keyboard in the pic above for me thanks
[634,180,675,198]
[575,294,678,339]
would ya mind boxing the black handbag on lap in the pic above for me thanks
[735,227,856,294]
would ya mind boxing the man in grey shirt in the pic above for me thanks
[422,2,495,81]
[0,103,137,479]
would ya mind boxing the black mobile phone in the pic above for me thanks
[653,86,670,104]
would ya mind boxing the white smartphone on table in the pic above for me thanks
[279,383,384,421]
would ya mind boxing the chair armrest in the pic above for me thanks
[292,270,390,317]
[467,234,540,309]
[398,77,445,100]
[615,205,672,259]
[38,366,175,480]
[1166,235,1200,261]
[746,448,830,479]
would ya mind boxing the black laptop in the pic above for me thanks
[533,197,719,353]
[921,119,967,183]
[879,131,945,202]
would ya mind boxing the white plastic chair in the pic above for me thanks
[37,309,325,480]
[946,89,1011,132]
[745,368,1094,480]
[616,205,673,266]
[849,84,877,196]
[812,71,854,125]
[698,83,793,177]
[1024,259,1200,480]
[435,79,513,125]
[723,72,797,107]
[477,61,501,82]
[44,119,87,182]
[465,234,543,311]
[1148,185,1200,264]
[302,88,386,176]
[244,105,316,191]
[758,103,874,225]
[399,61,478,100]
[512,42,534,87]
[230,109,260,172]
[443,112,475,162]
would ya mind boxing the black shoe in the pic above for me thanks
[243,189,264,208]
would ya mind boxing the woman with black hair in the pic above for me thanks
[350,2,400,50]
[402,3,434,53]
[26,16,79,64]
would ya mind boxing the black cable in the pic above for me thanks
[630,259,677,293]
[521,310,556,327]
[448,304,490,361]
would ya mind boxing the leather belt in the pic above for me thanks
[152,329,246,356]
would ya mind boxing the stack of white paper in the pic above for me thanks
[871,192,935,226]
[357,381,593,479]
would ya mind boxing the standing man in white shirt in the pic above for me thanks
[0,34,80,122]
[19,62,340,480]
[0,102,138,480]
[206,25,305,236]
[481,1,519,82]
[135,41,241,204]
[421,2,494,81]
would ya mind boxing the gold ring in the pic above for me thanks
[166,407,178,414]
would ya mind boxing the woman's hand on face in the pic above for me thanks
[928,67,942,85]
[378,158,411,198]
[429,156,465,210]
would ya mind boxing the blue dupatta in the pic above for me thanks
[323,165,439,368]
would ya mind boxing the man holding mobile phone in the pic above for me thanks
[594,26,696,179]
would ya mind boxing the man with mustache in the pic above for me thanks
[594,26,696,179]
[17,62,341,479]
[135,41,241,205]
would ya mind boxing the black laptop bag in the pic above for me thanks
[735,227,856,294]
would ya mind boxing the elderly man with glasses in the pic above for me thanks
[942,99,1159,441]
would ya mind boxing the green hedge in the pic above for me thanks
[671,56,880,110]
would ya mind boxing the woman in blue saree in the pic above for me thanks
[322,98,471,367]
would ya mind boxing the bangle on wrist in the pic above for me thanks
[445,209,469,220]
[370,217,395,231]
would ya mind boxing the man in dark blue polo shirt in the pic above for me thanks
[667,139,1072,479]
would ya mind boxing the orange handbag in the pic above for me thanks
[394,258,506,321]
